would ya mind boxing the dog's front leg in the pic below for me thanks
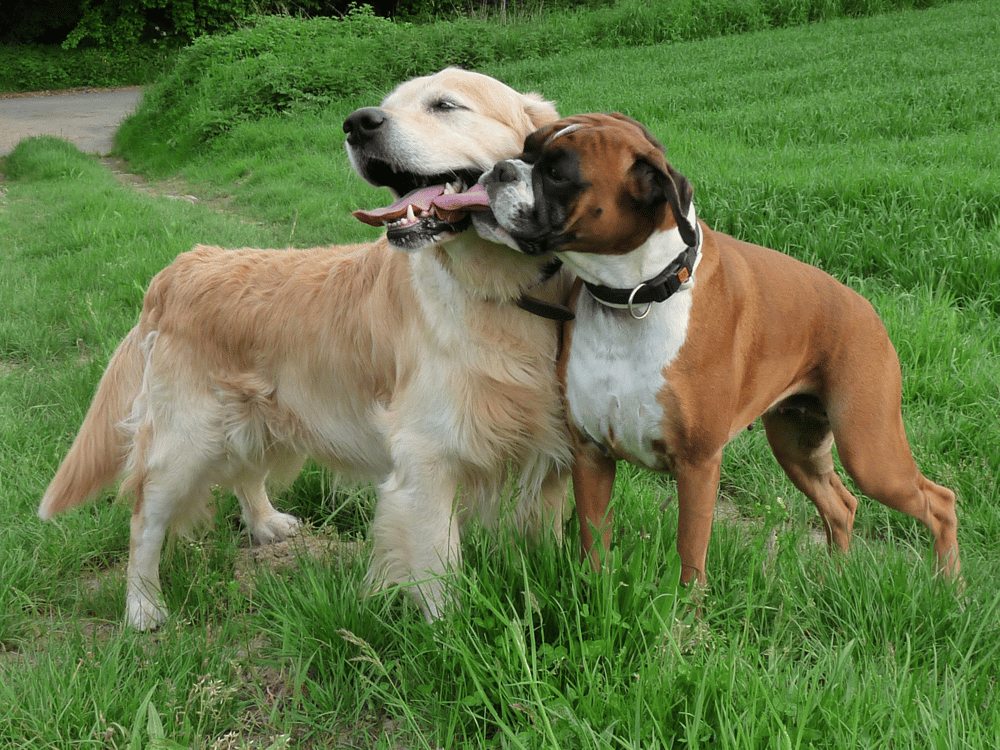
[674,454,723,586]
[367,462,461,621]
[572,441,617,571]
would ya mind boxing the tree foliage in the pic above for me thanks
[0,0,81,45]
[62,0,336,49]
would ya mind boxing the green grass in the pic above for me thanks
[1,0,999,747]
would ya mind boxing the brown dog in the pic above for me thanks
[478,112,960,585]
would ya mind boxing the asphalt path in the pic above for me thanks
[0,88,144,158]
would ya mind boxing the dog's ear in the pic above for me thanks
[625,157,670,208]
[627,158,698,246]
[664,164,698,246]
[523,121,560,154]
[668,163,694,221]
[521,93,559,130]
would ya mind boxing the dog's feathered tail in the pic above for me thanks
[38,327,145,519]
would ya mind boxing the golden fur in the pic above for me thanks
[39,69,572,628]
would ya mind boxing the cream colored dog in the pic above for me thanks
[39,68,572,628]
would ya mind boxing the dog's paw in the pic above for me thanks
[127,595,168,631]
[250,512,301,545]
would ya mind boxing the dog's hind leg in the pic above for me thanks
[126,481,174,630]
[123,402,222,629]
[233,453,305,544]
[829,381,960,578]
[762,400,859,554]
[235,473,302,545]
[126,463,220,629]
[126,457,218,629]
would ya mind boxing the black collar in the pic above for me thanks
[517,259,576,322]
[515,222,702,322]
[584,223,701,315]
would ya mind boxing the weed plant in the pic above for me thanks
[1,0,998,747]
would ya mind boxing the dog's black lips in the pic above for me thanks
[386,215,471,250]
[508,230,571,257]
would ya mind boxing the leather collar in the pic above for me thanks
[517,259,575,322]
[584,222,701,318]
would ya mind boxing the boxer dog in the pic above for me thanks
[39,69,572,628]
[475,112,960,586]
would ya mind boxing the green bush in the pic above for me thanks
[117,0,954,168]
[3,0,955,94]
[0,44,177,92]
[116,8,401,165]
[63,0,339,49]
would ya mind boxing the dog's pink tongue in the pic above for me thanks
[432,183,489,211]
[353,184,490,227]
[353,185,442,226]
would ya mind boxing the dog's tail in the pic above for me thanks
[38,327,146,519]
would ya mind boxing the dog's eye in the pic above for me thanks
[430,99,465,112]
[544,163,569,183]
[539,151,579,186]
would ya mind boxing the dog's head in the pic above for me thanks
[345,67,558,252]
[478,113,697,258]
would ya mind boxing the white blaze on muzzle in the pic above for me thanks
[485,159,537,231]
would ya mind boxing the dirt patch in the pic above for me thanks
[98,157,256,220]
[234,529,363,595]
[1,88,144,157]
[100,156,201,204]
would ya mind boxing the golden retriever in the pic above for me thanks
[39,68,572,628]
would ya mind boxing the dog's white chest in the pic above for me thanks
[565,290,692,471]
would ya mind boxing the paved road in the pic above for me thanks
[0,88,144,157]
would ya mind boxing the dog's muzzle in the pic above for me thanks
[481,159,562,256]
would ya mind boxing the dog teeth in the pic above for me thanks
[385,204,424,230]
[383,197,452,230]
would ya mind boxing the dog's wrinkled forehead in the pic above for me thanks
[522,112,666,164]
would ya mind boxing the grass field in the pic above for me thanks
[1,0,999,747]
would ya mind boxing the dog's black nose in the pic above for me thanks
[488,160,520,186]
[343,107,386,146]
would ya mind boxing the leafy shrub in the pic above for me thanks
[114,0,956,167]
[4,0,955,94]
[63,0,342,49]
[0,44,177,92]
[395,0,616,24]
[117,7,400,162]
